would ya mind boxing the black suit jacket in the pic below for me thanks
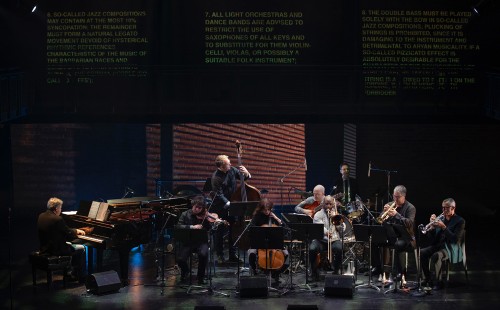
[37,210,77,255]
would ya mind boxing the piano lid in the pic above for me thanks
[107,197,157,204]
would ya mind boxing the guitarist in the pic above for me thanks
[294,184,326,217]
[211,154,251,263]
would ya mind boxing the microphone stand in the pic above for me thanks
[411,225,427,297]
[279,161,306,210]
[232,219,254,291]
[369,166,398,202]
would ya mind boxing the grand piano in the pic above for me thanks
[64,196,188,284]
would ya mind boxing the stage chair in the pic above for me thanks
[29,251,72,291]
[443,230,468,287]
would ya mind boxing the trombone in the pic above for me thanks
[327,203,343,263]
[376,201,396,224]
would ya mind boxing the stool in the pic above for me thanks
[29,251,72,291]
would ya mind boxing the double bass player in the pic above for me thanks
[211,154,251,263]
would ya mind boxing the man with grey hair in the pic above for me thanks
[420,198,465,290]
[37,197,87,281]
[295,184,326,217]
[370,185,416,281]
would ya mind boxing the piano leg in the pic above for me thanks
[118,248,131,286]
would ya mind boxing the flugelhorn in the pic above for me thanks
[421,213,445,234]
[376,201,396,224]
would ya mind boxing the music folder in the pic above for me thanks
[282,213,313,224]
[228,201,260,217]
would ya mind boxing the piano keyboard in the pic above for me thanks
[78,235,105,244]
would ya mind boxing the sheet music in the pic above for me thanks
[96,202,109,221]
[88,201,100,219]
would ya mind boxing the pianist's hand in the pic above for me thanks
[76,229,86,236]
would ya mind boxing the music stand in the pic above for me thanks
[353,224,387,292]
[249,226,284,294]
[229,201,259,279]
[287,223,324,292]
[172,228,227,295]
[383,223,414,294]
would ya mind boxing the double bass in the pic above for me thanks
[230,140,261,203]
[230,140,261,248]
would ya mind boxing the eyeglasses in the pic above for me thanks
[324,202,333,205]
[442,206,453,209]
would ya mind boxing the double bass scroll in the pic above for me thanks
[230,140,261,204]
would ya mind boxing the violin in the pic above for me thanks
[196,209,229,229]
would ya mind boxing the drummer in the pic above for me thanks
[332,162,359,214]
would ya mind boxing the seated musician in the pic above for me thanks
[420,198,465,290]
[309,195,345,281]
[248,198,289,284]
[37,197,87,281]
[332,162,359,207]
[371,185,416,281]
[294,184,325,217]
[176,195,212,285]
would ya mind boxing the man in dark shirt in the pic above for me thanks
[332,162,359,208]
[371,185,416,280]
[211,154,251,263]
[176,195,212,285]
[37,197,86,280]
[420,198,465,290]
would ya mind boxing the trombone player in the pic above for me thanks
[371,185,416,280]
[309,195,345,281]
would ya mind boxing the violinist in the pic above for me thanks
[176,195,212,285]
[309,195,345,281]
[248,198,289,284]
[211,154,251,263]
[294,184,325,217]
[420,198,465,290]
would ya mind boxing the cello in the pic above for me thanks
[257,222,285,270]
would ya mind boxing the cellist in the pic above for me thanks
[211,154,251,263]
[294,184,326,217]
[247,198,289,284]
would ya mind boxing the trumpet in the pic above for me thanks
[421,213,445,234]
[376,201,396,224]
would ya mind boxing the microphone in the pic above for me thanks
[368,161,371,177]
[304,158,307,171]
[164,211,178,217]
[126,187,135,194]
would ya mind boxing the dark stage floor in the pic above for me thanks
[2,216,500,310]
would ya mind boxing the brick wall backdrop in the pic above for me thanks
[171,124,306,205]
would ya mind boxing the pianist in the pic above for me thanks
[37,197,87,281]
[176,195,211,285]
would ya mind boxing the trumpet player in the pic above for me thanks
[309,195,345,281]
[371,185,416,280]
[420,198,465,290]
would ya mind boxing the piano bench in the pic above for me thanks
[29,251,72,291]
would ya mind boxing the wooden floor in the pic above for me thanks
[2,215,500,310]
